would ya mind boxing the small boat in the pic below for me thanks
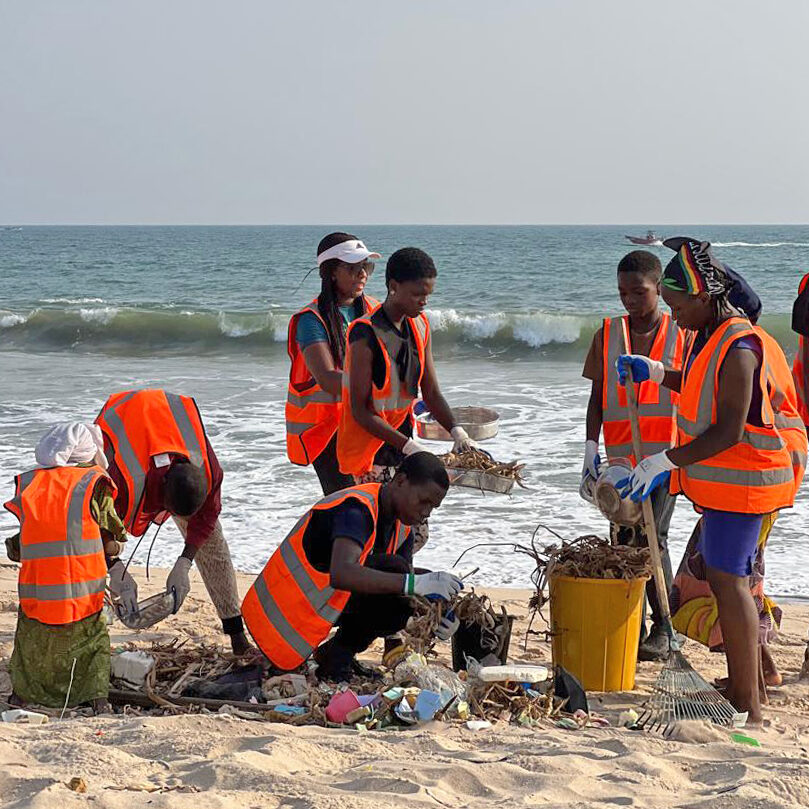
[624,230,662,246]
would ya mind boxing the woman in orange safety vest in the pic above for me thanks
[286,232,380,494]
[618,239,806,725]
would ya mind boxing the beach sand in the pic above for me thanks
[0,562,808,808]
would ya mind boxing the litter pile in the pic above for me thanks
[438,448,526,493]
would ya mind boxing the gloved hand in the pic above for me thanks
[166,556,192,613]
[402,437,436,456]
[618,451,677,502]
[616,354,665,386]
[108,559,139,615]
[434,609,460,641]
[405,571,463,601]
[582,439,601,481]
[450,426,477,454]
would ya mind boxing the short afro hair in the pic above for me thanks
[386,247,437,287]
[164,461,208,517]
[395,451,449,490]
[617,250,662,281]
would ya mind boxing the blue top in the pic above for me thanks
[296,306,357,351]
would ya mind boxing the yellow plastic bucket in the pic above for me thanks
[549,574,647,692]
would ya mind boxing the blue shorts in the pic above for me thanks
[699,510,763,577]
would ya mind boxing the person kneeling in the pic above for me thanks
[242,453,462,681]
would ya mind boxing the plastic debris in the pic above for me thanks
[110,650,155,688]
[2,709,49,725]
[618,708,639,728]
[272,705,308,717]
[415,690,445,721]
[476,665,549,684]
[325,690,363,724]
[466,720,492,731]
[394,653,467,702]
[730,732,761,748]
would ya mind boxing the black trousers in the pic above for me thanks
[332,554,414,655]
[613,486,676,631]
[312,433,354,496]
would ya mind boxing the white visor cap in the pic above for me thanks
[316,239,381,267]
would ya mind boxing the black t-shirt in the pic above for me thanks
[301,499,413,574]
[349,307,421,467]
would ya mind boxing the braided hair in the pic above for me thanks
[316,232,366,368]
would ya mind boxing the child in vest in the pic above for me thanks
[3,423,126,712]
[581,251,683,661]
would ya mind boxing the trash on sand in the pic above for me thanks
[466,720,492,731]
[262,673,308,701]
[556,717,580,730]
[110,650,155,688]
[272,705,308,717]
[394,653,467,702]
[730,732,761,748]
[67,777,87,793]
[325,690,362,724]
[345,706,372,723]
[476,665,549,684]
[618,708,639,728]
[415,690,445,721]
[2,709,49,725]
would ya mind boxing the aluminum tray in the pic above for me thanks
[445,467,515,495]
[416,406,500,442]
[116,591,177,629]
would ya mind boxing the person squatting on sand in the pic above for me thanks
[581,250,684,661]
[337,246,476,554]
[617,238,807,724]
[3,423,125,711]
[242,452,463,681]
[286,232,381,495]
[96,388,252,655]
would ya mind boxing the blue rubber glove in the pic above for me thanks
[617,451,677,502]
[615,354,665,386]
[582,439,602,481]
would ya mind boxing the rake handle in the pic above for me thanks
[622,341,674,631]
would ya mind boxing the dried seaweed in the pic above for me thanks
[438,448,527,487]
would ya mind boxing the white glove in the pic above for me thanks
[435,610,461,641]
[450,426,477,454]
[166,556,192,613]
[618,450,677,502]
[582,439,601,481]
[108,560,138,615]
[405,571,463,601]
[615,354,665,385]
[402,437,435,456]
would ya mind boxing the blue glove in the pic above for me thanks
[617,451,677,502]
[616,354,665,386]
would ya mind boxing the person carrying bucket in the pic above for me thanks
[617,238,807,724]
[580,250,684,661]
[286,232,381,495]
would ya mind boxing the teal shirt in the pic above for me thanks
[295,306,356,350]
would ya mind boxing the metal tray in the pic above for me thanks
[445,467,515,495]
[116,591,177,629]
[416,406,500,442]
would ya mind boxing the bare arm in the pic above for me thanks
[329,536,406,594]
[585,379,602,443]
[420,336,455,433]
[348,338,409,451]
[667,349,756,467]
[302,342,343,397]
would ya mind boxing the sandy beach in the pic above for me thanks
[0,562,807,808]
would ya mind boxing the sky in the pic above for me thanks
[1,1,808,225]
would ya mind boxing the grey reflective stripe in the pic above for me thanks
[252,573,314,661]
[278,541,342,623]
[101,391,144,527]
[18,576,106,602]
[684,463,794,487]
[792,450,808,468]
[286,421,317,436]
[286,390,339,409]
[165,393,204,467]
[775,413,806,431]
[374,393,415,411]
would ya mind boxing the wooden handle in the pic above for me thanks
[621,343,674,627]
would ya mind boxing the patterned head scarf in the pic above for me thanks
[661,237,732,298]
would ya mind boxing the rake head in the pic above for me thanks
[636,647,744,736]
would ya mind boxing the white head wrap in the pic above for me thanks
[35,422,108,469]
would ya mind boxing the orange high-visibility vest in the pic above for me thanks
[671,318,796,514]
[4,465,113,625]
[756,326,808,496]
[601,313,684,465]
[242,483,410,670]
[337,313,430,476]
[96,389,213,536]
[792,273,809,426]
[285,296,378,466]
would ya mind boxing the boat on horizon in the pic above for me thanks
[624,230,663,246]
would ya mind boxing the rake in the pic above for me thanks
[622,336,744,735]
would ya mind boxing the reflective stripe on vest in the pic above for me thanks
[602,314,682,464]
[3,466,111,625]
[285,297,378,466]
[673,319,797,513]
[242,484,388,670]
[96,389,212,535]
[337,313,430,476]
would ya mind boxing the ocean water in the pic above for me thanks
[2,225,809,596]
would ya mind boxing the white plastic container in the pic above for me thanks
[476,665,550,683]
[111,650,155,687]
[2,709,49,724]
